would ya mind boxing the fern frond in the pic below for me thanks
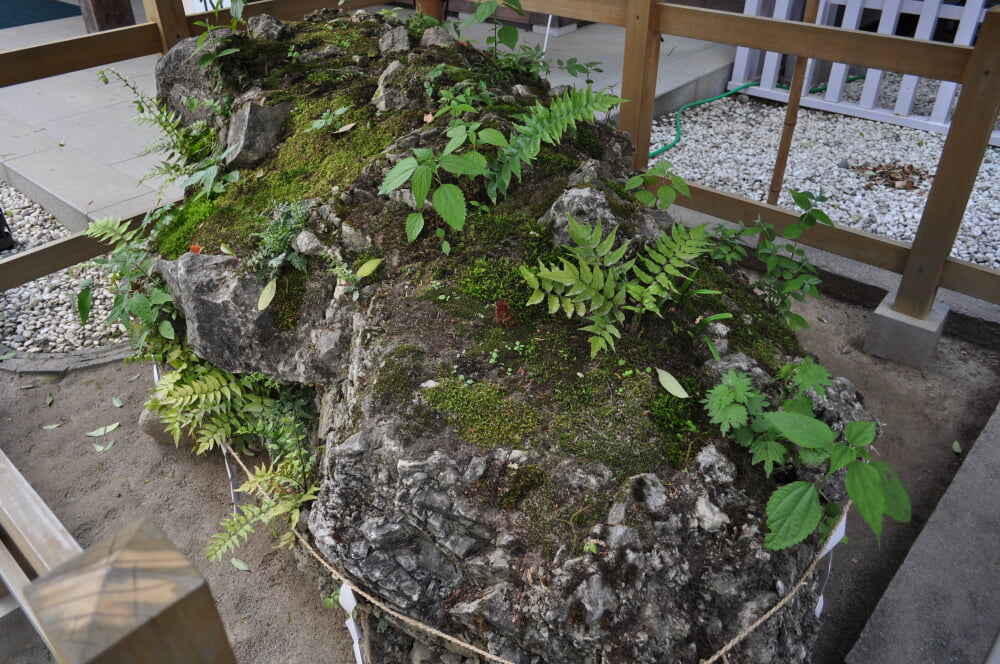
[205,503,265,561]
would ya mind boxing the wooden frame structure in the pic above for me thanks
[1,447,235,663]
[0,0,998,317]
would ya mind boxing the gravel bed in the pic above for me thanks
[650,91,1000,270]
[0,180,126,353]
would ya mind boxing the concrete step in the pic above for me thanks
[846,402,1000,664]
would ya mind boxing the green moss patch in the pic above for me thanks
[424,379,541,448]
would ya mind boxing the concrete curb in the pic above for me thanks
[846,401,1000,664]
[0,342,133,375]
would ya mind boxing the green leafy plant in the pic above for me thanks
[191,0,248,68]
[324,256,383,300]
[521,217,710,357]
[557,58,604,86]
[306,105,353,133]
[378,126,492,249]
[625,159,691,211]
[702,358,910,550]
[79,216,179,355]
[99,69,224,195]
[709,189,833,330]
[246,202,310,310]
[488,87,623,202]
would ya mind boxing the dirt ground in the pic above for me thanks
[2,293,998,664]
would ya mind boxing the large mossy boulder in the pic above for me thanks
[150,9,866,662]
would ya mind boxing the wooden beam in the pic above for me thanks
[0,24,161,88]
[25,519,236,664]
[894,7,1000,318]
[0,448,83,577]
[0,232,114,292]
[620,0,661,172]
[684,183,911,272]
[142,0,191,53]
[655,3,971,83]
[81,0,136,33]
[414,0,446,22]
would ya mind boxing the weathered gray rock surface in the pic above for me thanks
[149,10,864,663]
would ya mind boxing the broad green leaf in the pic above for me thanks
[411,163,433,206]
[378,156,418,195]
[257,278,277,311]
[149,289,172,306]
[656,186,677,210]
[0,351,15,361]
[86,422,120,437]
[127,294,155,325]
[782,223,804,240]
[789,189,813,210]
[42,423,62,430]
[671,174,691,197]
[519,265,538,290]
[476,128,508,147]
[219,243,235,255]
[846,461,886,543]
[112,396,123,408]
[526,289,544,306]
[77,285,93,327]
[438,153,488,177]
[764,411,836,449]
[355,258,383,279]
[231,557,250,571]
[158,319,176,340]
[872,461,911,523]
[828,442,856,473]
[845,420,877,447]
[92,440,116,453]
[497,24,519,50]
[432,184,466,231]
[750,437,787,477]
[405,212,425,243]
[952,440,963,454]
[656,368,689,399]
[765,481,822,550]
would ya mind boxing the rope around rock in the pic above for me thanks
[220,440,847,664]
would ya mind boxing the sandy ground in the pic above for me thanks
[1,293,998,664]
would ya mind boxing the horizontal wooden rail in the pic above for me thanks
[655,4,972,83]
[0,231,116,291]
[0,23,162,88]
[683,183,1000,306]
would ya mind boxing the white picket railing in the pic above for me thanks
[730,0,1000,146]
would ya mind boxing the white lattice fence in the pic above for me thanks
[730,0,1000,146]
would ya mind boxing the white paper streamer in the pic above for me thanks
[340,584,364,664]
[814,513,848,617]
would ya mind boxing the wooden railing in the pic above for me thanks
[0,446,234,663]
[1,0,999,319]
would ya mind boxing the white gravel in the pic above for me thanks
[0,181,126,354]
[650,93,1000,270]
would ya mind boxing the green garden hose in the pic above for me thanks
[648,74,867,157]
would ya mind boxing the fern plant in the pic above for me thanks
[146,345,272,455]
[488,87,622,202]
[520,217,709,357]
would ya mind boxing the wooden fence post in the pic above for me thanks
[620,0,661,172]
[892,6,1000,318]
[23,519,236,664]
[415,0,447,22]
[142,0,191,54]
[80,0,136,32]
[767,0,820,204]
